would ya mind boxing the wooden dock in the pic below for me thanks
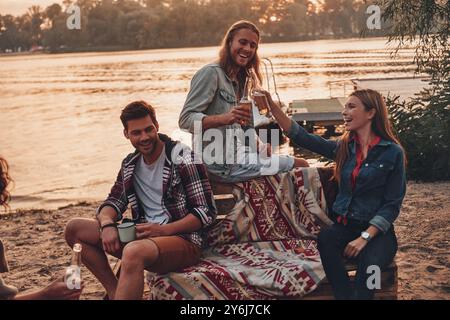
[288,97,345,135]
[289,97,345,126]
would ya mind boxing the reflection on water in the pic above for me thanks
[0,37,416,210]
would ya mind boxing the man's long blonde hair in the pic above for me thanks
[218,20,263,88]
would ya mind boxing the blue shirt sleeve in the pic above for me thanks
[285,119,338,160]
[179,66,218,133]
[369,147,406,233]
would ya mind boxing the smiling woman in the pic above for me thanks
[265,88,407,300]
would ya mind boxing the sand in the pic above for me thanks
[1,181,449,300]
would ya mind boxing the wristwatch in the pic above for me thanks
[361,231,372,242]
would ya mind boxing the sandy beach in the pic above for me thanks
[1,181,449,300]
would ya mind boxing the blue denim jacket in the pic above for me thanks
[286,120,406,233]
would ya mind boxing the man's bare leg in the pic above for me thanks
[114,239,159,300]
[294,157,309,167]
[65,218,121,299]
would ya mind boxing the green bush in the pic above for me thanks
[386,76,450,181]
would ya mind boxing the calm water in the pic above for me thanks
[0,37,417,210]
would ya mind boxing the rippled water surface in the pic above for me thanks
[0,37,418,210]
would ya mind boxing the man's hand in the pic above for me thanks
[223,105,252,126]
[101,227,121,256]
[136,223,169,239]
[344,237,368,259]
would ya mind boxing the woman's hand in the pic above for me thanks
[256,90,278,111]
[255,89,292,134]
[136,223,168,239]
[344,237,368,258]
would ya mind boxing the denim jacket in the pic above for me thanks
[178,63,251,176]
[286,120,406,233]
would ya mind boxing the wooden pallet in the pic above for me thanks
[302,261,398,300]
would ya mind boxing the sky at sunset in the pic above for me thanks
[0,0,63,15]
[0,0,322,16]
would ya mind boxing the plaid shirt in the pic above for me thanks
[97,133,217,248]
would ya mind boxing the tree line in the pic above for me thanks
[0,0,383,53]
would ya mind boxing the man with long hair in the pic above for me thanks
[179,20,309,183]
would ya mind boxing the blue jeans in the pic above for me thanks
[317,221,398,300]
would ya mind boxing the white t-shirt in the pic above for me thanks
[133,146,170,224]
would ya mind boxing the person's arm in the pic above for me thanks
[163,214,202,234]
[201,107,251,130]
[14,279,82,300]
[179,65,251,132]
[262,90,338,160]
[369,148,406,233]
[262,91,293,134]
[136,150,217,239]
[344,148,406,258]
[97,205,121,255]
[136,213,202,239]
[95,168,127,255]
[179,66,218,133]
[96,168,128,222]
[177,150,217,228]
[343,225,380,258]
[97,206,118,226]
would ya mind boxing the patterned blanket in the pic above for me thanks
[146,167,334,299]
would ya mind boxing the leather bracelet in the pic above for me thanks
[100,222,117,232]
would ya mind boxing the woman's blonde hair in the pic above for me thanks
[334,89,406,183]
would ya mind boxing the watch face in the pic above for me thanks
[362,232,370,240]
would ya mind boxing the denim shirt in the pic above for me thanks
[178,63,252,176]
[286,120,406,233]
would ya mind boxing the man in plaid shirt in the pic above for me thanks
[65,101,216,300]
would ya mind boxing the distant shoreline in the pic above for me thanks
[0,35,388,58]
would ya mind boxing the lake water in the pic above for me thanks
[0,37,418,210]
